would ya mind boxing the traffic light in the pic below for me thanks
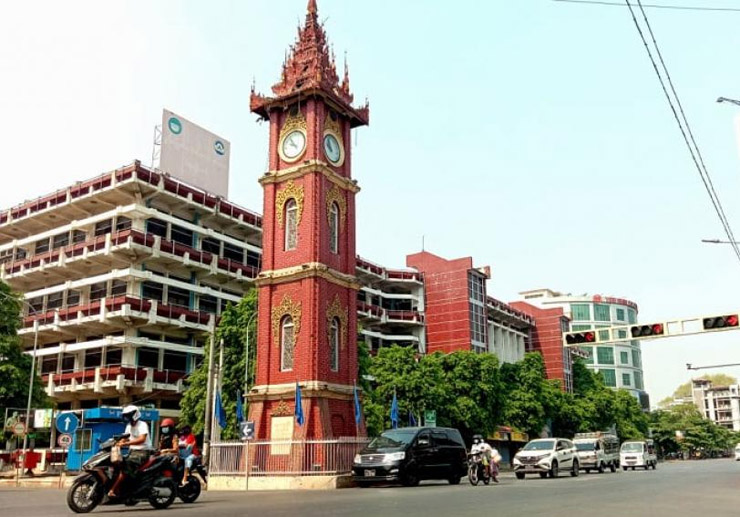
[565,330,596,345]
[630,323,665,338]
[702,314,739,330]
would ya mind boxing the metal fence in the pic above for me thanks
[209,439,370,476]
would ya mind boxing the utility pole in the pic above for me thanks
[202,329,217,467]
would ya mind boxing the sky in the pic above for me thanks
[2,0,740,405]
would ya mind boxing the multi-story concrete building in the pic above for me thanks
[691,379,740,431]
[518,288,648,407]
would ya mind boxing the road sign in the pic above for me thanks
[239,420,255,441]
[424,410,436,428]
[56,412,79,434]
[12,421,25,436]
[58,433,73,448]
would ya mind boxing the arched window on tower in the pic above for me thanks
[329,202,339,254]
[281,315,295,371]
[285,199,298,251]
[329,317,340,372]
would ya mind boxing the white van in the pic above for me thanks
[620,440,657,470]
[573,432,620,473]
[734,444,740,461]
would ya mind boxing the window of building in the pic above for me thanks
[171,224,193,246]
[620,351,629,364]
[469,303,487,345]
[622,373,631,386]
[560,317,570,333]
[167,285,190,309]
[571,324,591,331]
[146,218,167,238]
[115,216,132,232]
[163,350,188,373]
[199,295,218,314]
[110,280,127,297]
[67,290,80,306]
[593,304,610,322]
[596,325,610,341]
[142,281,164,302]
[34,238,50,255]
[581,346,594,364]
[61,353,76,372]
[628,309,637,324]
[246,250,261,268]
[94,219,113,237]
[631,348,641,368]
[281,316,295,371]
[28,296,44,314]
[52,232,69,249]
[616,308,625,321]
[15,247,27,260]
[329,317,339,371]
[202,237,221,255]
[617,329,627,339]
[89,282,107,301]
[47,291,64,310]
[41,355,58,374]
[105,348,122,366]
[72,230,87,244]
[571,304,590,321]
[468,273,485,304]
[634,371,643,390]
[285,199,298,251]
[600,368,617,387]
[84,349,102,368]
[0,249,13,266]
[137,347,159,368]
[329,202,339,254]
[596,346,614,365]
[223,242,244,263]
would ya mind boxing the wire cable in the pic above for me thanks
[554,0,740,12]
[624,0,740,263]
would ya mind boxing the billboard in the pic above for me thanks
[159,109,230,197]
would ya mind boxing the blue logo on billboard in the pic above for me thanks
[168,117,183,135]
[214,140,226,156]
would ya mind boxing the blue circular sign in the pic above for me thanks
[214,140,225,156]
[56,412,79,434]
[168,117,183,135]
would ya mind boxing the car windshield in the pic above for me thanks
[522,440,555,451]
[621,442,644,453]
[367,430,416,449]
[575,442,595,451]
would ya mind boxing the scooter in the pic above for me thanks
[66,434,178,513]
[468,452,491,486]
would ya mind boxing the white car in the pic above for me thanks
[734,444,740,461]
[620,440,657,470]
[513,438,580,479]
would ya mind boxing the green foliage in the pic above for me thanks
[179,289,257,439]
[0,281,48,411]
[650,403,738,456]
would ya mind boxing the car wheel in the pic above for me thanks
[357,481,371,488]
[549,461,559,478]
[585,468,590,474]
[597,462,605,474]
[610,462,616,473]
[571,460,579,477]
[623,466,628,471]
[448,474,461,485]
[652,461,657,470]
[631,467,635,471]
[402,471,420,487]
[539,472,548,479]
[515,472,525,480]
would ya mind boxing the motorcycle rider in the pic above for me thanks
[471,434,500,483]
[158,418,179,456]
[108,405,152,498]
[178,425,200,485]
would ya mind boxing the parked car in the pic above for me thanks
[620,440,657,470]
[352,427,467,487]
[573,432,620,473]
[735,444,740,461]
[513,438,579,479]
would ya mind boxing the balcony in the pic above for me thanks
[356,301,424,326]
[355,256,423,285]
[487,296,534,329]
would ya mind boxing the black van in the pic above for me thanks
[352,427,467,487]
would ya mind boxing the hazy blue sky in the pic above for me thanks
[3,0,740,404]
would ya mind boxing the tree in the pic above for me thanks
[179,289,257,439]
[0,281,47,411]
[670,374,737,400]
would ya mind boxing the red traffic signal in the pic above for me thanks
[565,331,596,345]
[630,323,665,338]
[702,314,739,330]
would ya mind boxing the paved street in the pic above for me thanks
[1,460,738,517]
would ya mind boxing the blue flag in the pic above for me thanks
[215,391,227,429]
[236,390,245,423]
[409,410,417,427]
[295,383,305,426]
[390,392,399,429]
[354,384,362,425]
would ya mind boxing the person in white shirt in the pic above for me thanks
[471,434,500,483]
[108,405,152,498]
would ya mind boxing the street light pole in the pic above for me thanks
[717,97,740,108]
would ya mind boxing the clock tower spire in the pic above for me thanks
[248,0,369,440]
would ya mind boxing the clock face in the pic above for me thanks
[281,130,306,160]
[323,134,342,164]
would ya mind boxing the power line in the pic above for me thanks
[554,0,740,12]
[624,0,740,264]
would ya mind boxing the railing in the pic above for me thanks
[356,301,383,318]
[209,439,370,477]
[386,269,422,282]
[42,364,187,386]
[486,296,534,325]
[386,310,424,323]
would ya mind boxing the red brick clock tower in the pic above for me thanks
[247,0,369,440]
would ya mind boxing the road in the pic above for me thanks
[1,459,738,517]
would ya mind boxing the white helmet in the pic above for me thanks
[122,405,141,424]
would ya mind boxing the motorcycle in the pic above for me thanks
[66,434,178,513]
[174,453,207,503]
[468,452,491,486]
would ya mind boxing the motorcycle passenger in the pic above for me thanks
[108,405,152,498]
[158,418,179,456]
[471,434,500,483]
[178,425,200,485]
